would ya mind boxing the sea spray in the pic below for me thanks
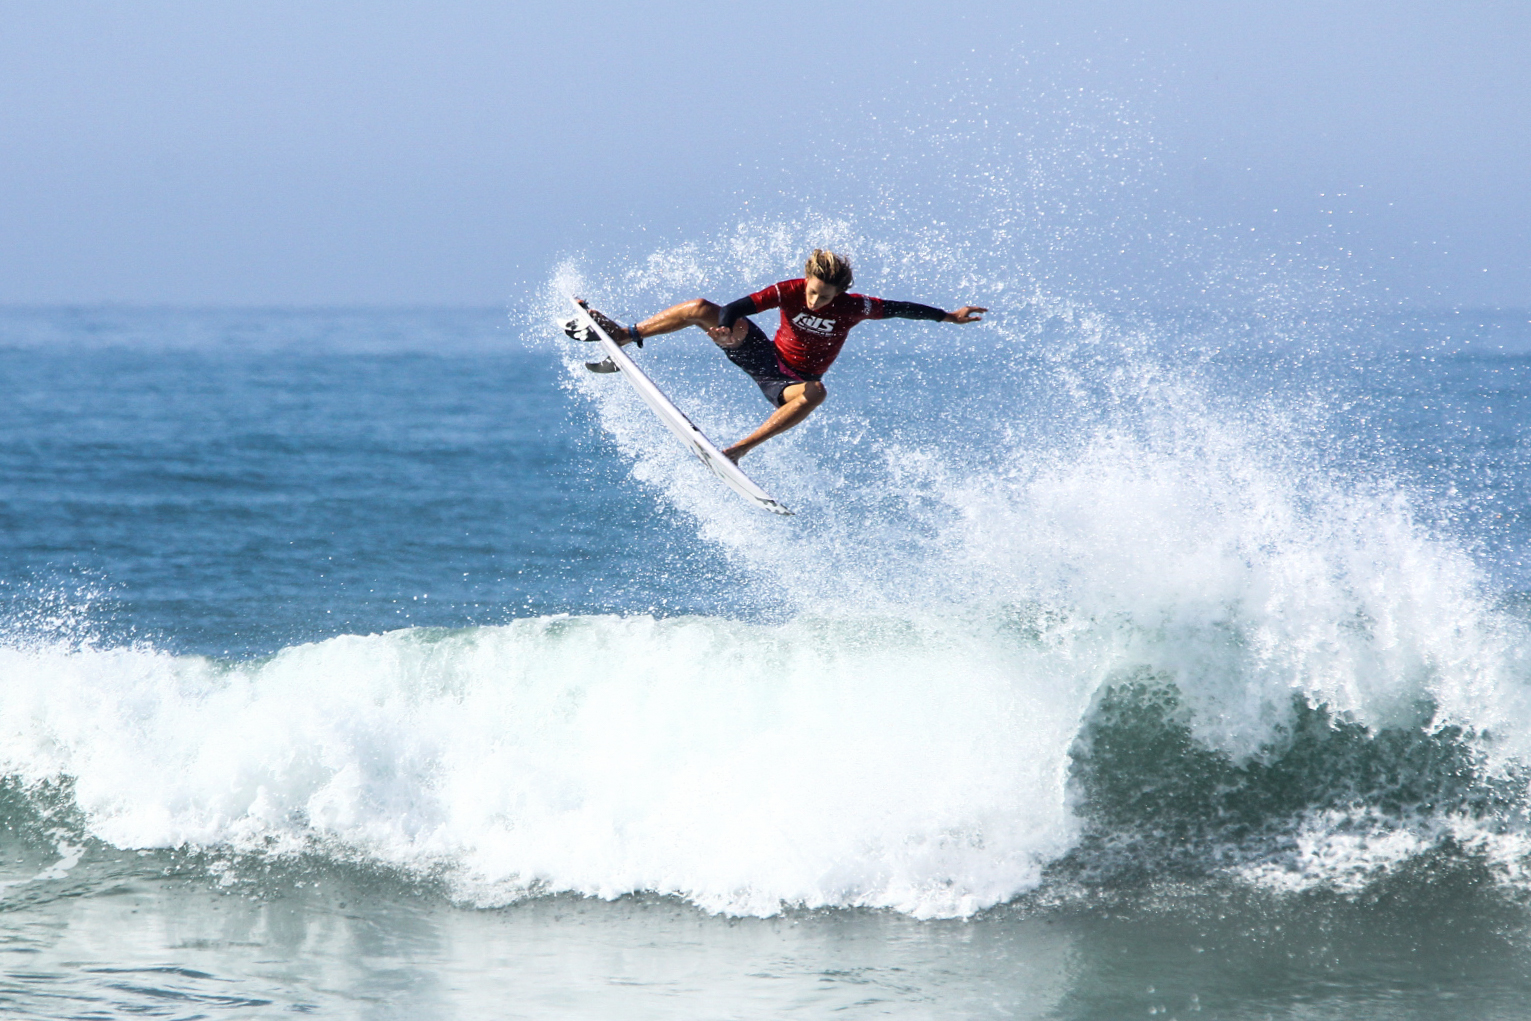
[530,239,1531,914]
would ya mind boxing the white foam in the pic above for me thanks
[0,840,85,894]
[0,614,1096,918]
[1236,807,1531,895]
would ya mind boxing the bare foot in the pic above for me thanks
[722,446,745,464]
[575,300,636,345]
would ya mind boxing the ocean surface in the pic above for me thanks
[3,291,1531,1019]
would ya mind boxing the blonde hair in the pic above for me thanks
[804,249,853,291]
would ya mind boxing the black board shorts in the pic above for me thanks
[724,320,821,407]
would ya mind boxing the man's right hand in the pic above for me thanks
[706,320,749,346]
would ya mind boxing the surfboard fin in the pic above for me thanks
[584,358,619,373]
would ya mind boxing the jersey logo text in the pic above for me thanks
[791,313,836,335]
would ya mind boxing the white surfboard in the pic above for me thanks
[565,296,793,516]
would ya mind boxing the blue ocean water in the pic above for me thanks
[3,295,1531,1018]
[0,307,767,655]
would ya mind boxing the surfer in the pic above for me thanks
[579,249,986,462]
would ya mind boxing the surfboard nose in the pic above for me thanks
[562,317,596,342]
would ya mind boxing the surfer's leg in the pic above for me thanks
[626,298,722,346]
[721,381,827,463]
[572,298,719,347]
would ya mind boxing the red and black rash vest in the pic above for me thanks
[719,278,947,377]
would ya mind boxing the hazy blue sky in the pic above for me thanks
[2,1,1526,307]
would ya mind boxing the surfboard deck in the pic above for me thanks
[564,296,794,516]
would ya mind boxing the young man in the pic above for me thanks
[576,249,986,462]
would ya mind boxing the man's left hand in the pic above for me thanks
[944,306,987,324]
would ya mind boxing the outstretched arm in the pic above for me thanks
[881,300,987,324]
